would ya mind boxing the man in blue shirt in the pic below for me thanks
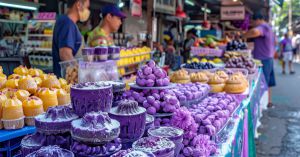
[52,0,90,77]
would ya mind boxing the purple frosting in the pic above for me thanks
[26,145,74,157]
[71,111,120,144]
[35,105,79,134]
[94,47,108,55]
[71,82,113,117]
[109,100,146,143]
[71,138,122,157]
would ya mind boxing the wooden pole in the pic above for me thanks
[147,0,154,47]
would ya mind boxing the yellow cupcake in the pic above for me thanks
[33,77,42,87]
[5,79,19,89]
[18,76,38,94]
[15,90,30,102]
[39,74,48,82]
[8,74,22,80]
[28,68,41,77]
[2,97,24,120]
[0,73,7,89]
[56,89,70,105]
[22,96,44,117]
[0,92,7,119]
[63,84,71,93]
[2,88,18,98]
[42,75,61,89]
[38,88,58,111]
[13,66,28,75]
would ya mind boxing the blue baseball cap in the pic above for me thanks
[102,4,127,19]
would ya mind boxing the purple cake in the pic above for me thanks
[109,99,146,143]
[148,126,184,157]
[45,132,72,150]
[35,105,79,134]
[108,46,120,60]
[71,138,122,157]
[71,82,113,117]
[111,148,155,157]
[71,111,120,144]
[26,145,74,157]
[145,114,154,132]
[21,133,45,156]
[82,47,95,62]
[106,81,126,107]
[132,136,175,157]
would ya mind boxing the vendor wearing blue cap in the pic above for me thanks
[87,4,126,47]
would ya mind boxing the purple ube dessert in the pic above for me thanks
[132,136,175,157]
[148,126,184,157]
[106,81,126,107]
[82,47,95,62]
[94,46,108,61]
[71,82,113,117]
[109,99,146,143]
[26,145,74,157]
[71,111,120,144]
[35,105,79,134]
[111,148,155,157]
[21,133,45,156]
[145,114,154,134]
[108,46,121,60]
[71,138,122,157]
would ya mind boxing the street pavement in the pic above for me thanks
[256,61,300,157]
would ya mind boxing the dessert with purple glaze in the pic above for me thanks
[109,99,146,143]
[71,82,113,117]
[35,105,79,134]
[132,136,175,157]
[82,47,95,62]
[148,126,184,157]
[94,47,108,61]
[71,138,122,157]
[26,145,74,157]
[111,148,155,157]
[21,133,45,156]
[71,111,120,144]
[106,81,126,107]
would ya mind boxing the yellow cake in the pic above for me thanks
[57,89,70,105]
[202,70,214,79]
[5,79,19,89]
[216,70,229,81]
[33,76,43,87]
[15,90,30,102]
[224,75,248,94]
[2,97,24,129]
[170,69,190,84]
[0,92,7,129]
[0,73,7,89]
[59,78,68,88]
[2,88,18,98]
[8,74,22,80]
[38,88,58,111]
[13,66,28,75]
[42,75,61,89]
[63,84,71,93]
[39,74,48,82]
[190,72,209,83]
[208,74,225,93]
[23,96,44,117]
[18,76,38,94]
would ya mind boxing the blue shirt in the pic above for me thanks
[52,15,82,77]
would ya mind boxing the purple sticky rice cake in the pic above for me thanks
[71,82,113,117]
[21,133,46,156]
[111,148,155,157]
[109,99,146,143]
[71,111,120,144]
[71,138,122,157]
[26,145,74,157]
[35,105,79,135]
[145,114,154,132]
[106,81,126,107]
[45,132,72,150]
[148,126,184,157]
[132,136,175,157]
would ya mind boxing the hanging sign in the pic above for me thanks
[131,0,142,17]
[154,0,176,15]
[221,6,245,20]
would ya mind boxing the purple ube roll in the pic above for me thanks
[34,105,78,135]
[71,82,113,117]
[109,99,146,143]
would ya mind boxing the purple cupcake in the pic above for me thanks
[109,99,146,143]
[71,138,122,157]
[21,133,46,156]
[71,111,120,144]
[132,136,175,157]
[94,46,108,61]
[35,105,79,134]
[26,145,74,157]
[71,82,113,117]
[111,148,155,157]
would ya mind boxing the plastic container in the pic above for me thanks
[94,47,108,62]
[59,59,80,84]
[82,47,95,62]
[225,68,249,77]
[191,47,224,57]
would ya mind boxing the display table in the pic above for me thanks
[0,126,36,157]
[213,69,268,157]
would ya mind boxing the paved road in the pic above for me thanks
[256,61,300,157]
